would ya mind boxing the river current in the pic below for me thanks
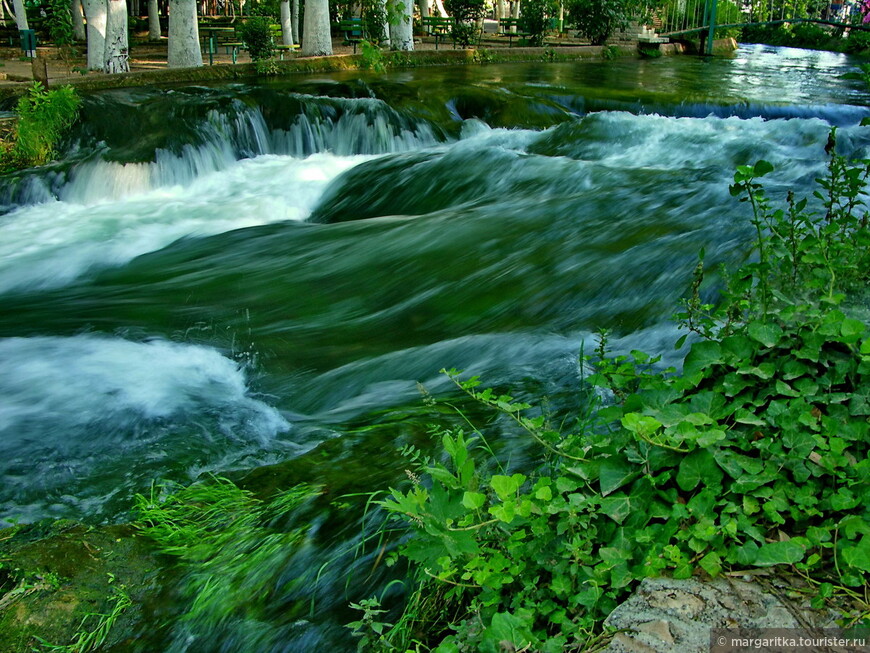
[1,43,869,649]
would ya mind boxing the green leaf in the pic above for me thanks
[755,540,805,567]
[841,536,870,572]
[677,449,719,492]
[490,474,526,501]
[747,321,783,348]
[599,493,633,524]
[683,341,722,377]
[462,491,486,511]
[699,551,722,577]
[621,413,662,438]
[753,159,774,177]
[598,459,636,497]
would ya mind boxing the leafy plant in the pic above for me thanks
[238,16,276,61]
[0,83,80,172]
[360,39,387,72]
[35,585,132,653]
[353,133,870,650]
[444,0,485,47]
[566,0,653,45]
[518,0,557,46]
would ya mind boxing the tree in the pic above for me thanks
[444,0,485,46]
[168,0,203,67]
[81,0,106,69]
[12,0,29,31]
[301,0,333,55]
[388,0,413,50]
[280,0,294,45]
[566,0,650,44]
[71,0,87,41]
[104,0,130,73]
[149,0,162,39]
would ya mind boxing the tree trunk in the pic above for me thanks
[433,0,446,17]
[379,0,389,46]
[168,0,203,67]
[419,0,429,20]
[148,0,161,39]
[291,0,299,47]
[389,0,413,50]
[11,0,28,30]
[104,0,130,73]
[280,0,293,44]
[300,0,331,56]
[71,0,86,41]
[82,0,106,69]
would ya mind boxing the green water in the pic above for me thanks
[1,44,870,649]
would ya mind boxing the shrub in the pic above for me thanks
[518,0,557,46]
[566,0,653,45]
[350,131,870,650]
[0,82,80,172]
[444,0,485,47]
[238,16,275,61]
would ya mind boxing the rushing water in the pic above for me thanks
[2,43,870,649]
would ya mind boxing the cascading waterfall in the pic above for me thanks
[2,46,870,650]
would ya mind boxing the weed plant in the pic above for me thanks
[348,131,870,651]
[0,83,80,173]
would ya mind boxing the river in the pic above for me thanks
[1,43,869,650]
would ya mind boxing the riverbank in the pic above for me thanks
[0,32,738,102]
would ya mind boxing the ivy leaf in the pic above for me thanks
[677,449,719,492]
[462,491,486,511]
[598,459,636,497]
[683,341,723,377]
[754,540,805,566]
[841,536,870,573]
[747,321,783,348]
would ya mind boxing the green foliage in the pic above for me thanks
[0,83,80,173]
[238,16,275,61]
[566,0,653,45]
[134,477,319,639]
[844,29,870,55]
[360,39,387,72]
[255,56,281,75]
[444,0,485,47]
[361,0,388,44]
[518,0,557,46]
[356,133,870,650]
[44,0,75,46]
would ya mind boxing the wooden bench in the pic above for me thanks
[498,18,532,47]
[421,16,452,49]
[269,24,300,59]
[200,24,243,64]
[338,18,365,53]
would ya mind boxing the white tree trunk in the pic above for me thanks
[494,0,502,22]
[300,0,332,56]
[389,0,413,50]
[433,0,447,17]
[72,0,86,40]
[168,0,203,67]
[82,0,106,69]
[280,0,294,44]
[12,0,27,30]
[104,0,129,73]
[419,0,428,20]
[148,0,161,39]
[291,0,299,46]
[379,0,389,46]
[511,0,519,18]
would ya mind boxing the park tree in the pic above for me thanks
[72,0,86,41]
[12,0,29,31]
[168,0,203,67]
[280,0,295,45]
[149,0,162,39]
[388,0,414,50]
[82,0,106,69]
[104,0,130,73]
[301,0,333,55]
[566,0,652,44]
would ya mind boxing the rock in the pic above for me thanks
[602,575,840,653]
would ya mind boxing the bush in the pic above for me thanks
[518,0,557,46]
[238,16,275,61]
[444,0,485,47]
[349,131,870,650]
[844,27,870,54]
[566,0,652,45]
[0,82,80,172]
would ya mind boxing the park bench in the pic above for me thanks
[269,24,301,59]
[200,23,244,64]
[498,17,532,47]
[338,18,365,53]
[421,16,452,49]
